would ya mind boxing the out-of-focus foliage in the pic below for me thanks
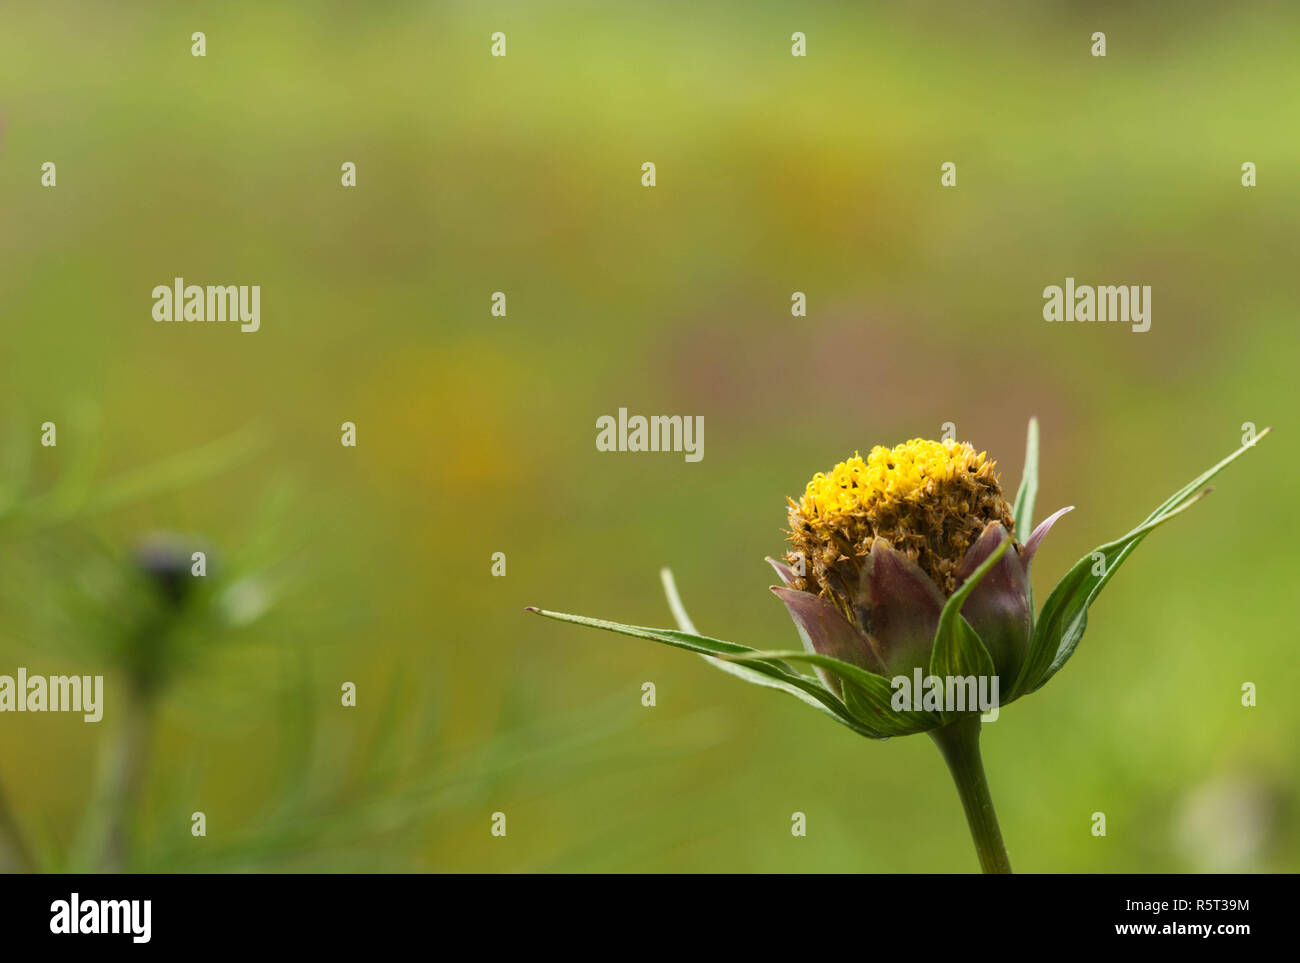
[0,2,1295,872]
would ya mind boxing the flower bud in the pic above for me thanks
[775,439,1059,683]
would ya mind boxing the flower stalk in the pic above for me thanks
[929,715,1011,874]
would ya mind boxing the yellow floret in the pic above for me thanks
[798,439,990,524]
[786,437,1013,606]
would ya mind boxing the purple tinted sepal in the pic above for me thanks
[770,587,885,693]
[765,556,798,588]
[855,538,946,677]
[955,523,1032,682]
[1020,505,1074,574]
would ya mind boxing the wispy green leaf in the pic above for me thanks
[717,649,936,735]
[1012,416,1039,543]
[659,567,860,726]
[1015,429,1269,698]
[527,606,879,737]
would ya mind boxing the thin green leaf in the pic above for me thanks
[1141,427,1270,526]
[1012,416,1039,543]
[1017,492,1205,698]
[528,606,753,658]
[718,649,937,735]
[657,567,871,728]
[526,606,881,738]
[658,567,699,635]
[660,567,837,719]
[1017,430,1269,698]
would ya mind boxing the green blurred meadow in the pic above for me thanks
[0,1,1296,872]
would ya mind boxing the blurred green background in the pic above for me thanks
[0,1,1296,872]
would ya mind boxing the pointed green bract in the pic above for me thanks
[1012,417,1039,543]
[705,652,880,733]
[1012,496,1202,697]
[525,607,882,738]
[1013,430,1269,698]
[931,618,996,722]
[930,535,1004,720]
[657,567,883,733]
[528,607,753,657]
[1139,427,1270,526]
[842,681,935,736]
[717,649,938,735]
[930,535,1006,680]
[659,567,699,634]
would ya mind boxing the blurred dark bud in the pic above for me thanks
[132,531,208,606]
[121,531,216,700]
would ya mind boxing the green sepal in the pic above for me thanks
[929,534,1004,721]
[1011,416,1039,543]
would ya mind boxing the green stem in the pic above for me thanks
[929,715,1012,874]
[100,685,156,872]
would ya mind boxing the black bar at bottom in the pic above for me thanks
[0,873,1278,948]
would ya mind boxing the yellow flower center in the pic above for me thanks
[796,439,991,524]
[786,438,1015,611]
